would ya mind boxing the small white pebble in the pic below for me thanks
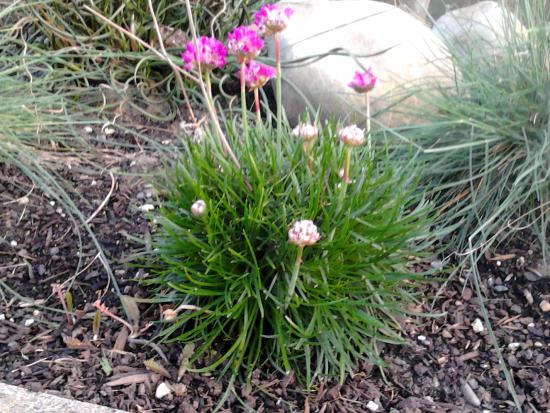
[366,400,379,412]
[139,204,155,212]
[24,318,35,326]
[155,382,172,399]
[0,314,5,320]
[417,335,427,342]
[528,322,535,328]
[534,341,543,348]
[539,300,550,312]
[32,310,40,317]
[91,180,97,186]
[83,126,93,134]
[10,240,17,247]
[508,342,521,351]
[472,318,484,333]
[496,260,501,266]
[18,196,30,205]
[56,207,63,214]
[104,127,116,135]
[49,201,55,206]
[161,139,171,145]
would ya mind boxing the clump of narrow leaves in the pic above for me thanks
[146,122,434,384]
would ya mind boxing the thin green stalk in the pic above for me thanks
[254,88,261,125]
[275,33,282,136]
[285,246,303,309]
[365,93,372,153]
[343,146,352,183]
[240,61,248,141]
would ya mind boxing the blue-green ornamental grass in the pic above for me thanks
[145,120,434,384]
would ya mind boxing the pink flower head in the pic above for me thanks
[244,60,276,89]
[228,26,264,63]
[338,125,365,146]
[292,123,318,141]
[348,68,378,93]
[182,36,227,72]
[288,220,320,247]
[254,4,294,36]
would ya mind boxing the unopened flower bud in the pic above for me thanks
[292,123,318,141]
[163,309,178,322]
[191,200,207,217]
[338,125,365,146]
[288,220,320,247]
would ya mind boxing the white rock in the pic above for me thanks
[24,318,35,326]
[462,382,481,407]
[417,335,427,342]
[0,314,5,321]
[366,400,379,412]
[507,342,521,351]
[9,240,17,247]
[433,1,526,59]
[83,126,93,134]
[269,0,454,126]
[540,300,550,312]
[155,382,172,399]
[139,204,155,212]
[472,318,484,333]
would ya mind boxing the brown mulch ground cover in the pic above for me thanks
[1,121,549,413]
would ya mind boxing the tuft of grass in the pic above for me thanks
[392,0,550,260]
[145,120,435,385]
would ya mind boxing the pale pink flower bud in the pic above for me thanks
[163,309,178,322]
[191,200,207,217]
[288,220,320,247]
[338,125,365,146]
[348,68,378,93]
[292,123,318,141]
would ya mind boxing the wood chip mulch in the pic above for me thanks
[1,125,549,413]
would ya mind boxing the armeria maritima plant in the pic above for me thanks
[146,118,434,385]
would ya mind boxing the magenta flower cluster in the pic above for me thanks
[228,25,264,63]
[348,68,378,93]
[182,36,227,72]
[181,4,293,91]
[254,4,294,36]
[244,60,277,89]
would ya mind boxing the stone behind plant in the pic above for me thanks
[268,0,455,127]
[433,1,526,60]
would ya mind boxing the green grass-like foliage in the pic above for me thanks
[147,122,433,384]
[398,0,550,256]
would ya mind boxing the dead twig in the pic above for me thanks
[85,170,115,224]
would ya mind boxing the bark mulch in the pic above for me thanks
[1,124,549,413]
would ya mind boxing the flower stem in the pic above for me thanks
[275,33,283,137]
[204,70,213,102]
[254,88,261,124]
[240,62,248,141]
[342,146,352,184]
[303,141,314,173]
[285,246,303,309]
[365,93,372,153]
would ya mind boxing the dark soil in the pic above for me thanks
[1,120,549,413]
